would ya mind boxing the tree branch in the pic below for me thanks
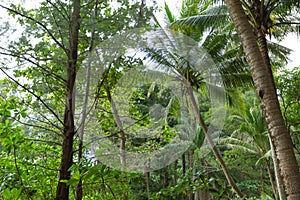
[0,49,66,83]
[0,67,64,125]
[0,4,69,55]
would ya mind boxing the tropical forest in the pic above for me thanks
[0,0,299,199]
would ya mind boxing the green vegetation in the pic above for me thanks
[0,0,299,199]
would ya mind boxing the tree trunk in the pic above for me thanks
[195,190,212,200]
[56,0,81,199]
[182,153,186,175]
[75,1,98,199]
[269,134,286,200]
[174,160,178,185]
[187,87,243,198]
[189,150,194,200]
[106,87,126,164]
[146,171,150,200]
[224,0,300,199]
[266,161,278,200]
[257,28,287,200]
[106,87,128,200]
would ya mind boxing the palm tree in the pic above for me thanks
[144,28,244,200]
[171,1,298,199]
[221,91,278,199]
[159,1,252,197]
[159,1,298,198]
[239,0,300,71]
[169,0,292,85]
[224,0,300,199]
[169,0,254,89]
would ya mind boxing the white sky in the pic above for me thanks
[278,33,300,69]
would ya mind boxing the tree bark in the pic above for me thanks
[174,160,178,185]
[266,161,278,200]
[187,87,243,198]
[56,0,81,199]
[105,87,126,165]
[253,6,288,199]
[146,171,150,200]
[182,153,186,175]
[189,150,194,200]
[224,0,300,199]
[269,134,286,200]
[75,1,98,199]
[257,28,287,200]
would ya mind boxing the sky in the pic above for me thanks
[278,33,300,69]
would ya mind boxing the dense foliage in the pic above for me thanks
[0,0,299,199]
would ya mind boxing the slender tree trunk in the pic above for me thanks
[174,160,180,200]
[75,2,98,199]
[266,161,278,200]
[187,87,243,198]
[269,134,286,200]
[146,171,150,200]
[105,88,128,200]
[106,88,126,164]
[182,153,186,175]
[224,0,300,199]
[56,1,81,199]
[189,150,194,200]
[196,190,211,200]
[174,160,178,185]
[138,0,146,27]
[189,150,193,168]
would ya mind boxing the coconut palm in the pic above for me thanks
[149,2,247,197]
[170,0,293,77]
[142,30,244,198]
[156,1,298,198]
[224,0,300,199]
[170,0,300,197]
[169,0,254,89]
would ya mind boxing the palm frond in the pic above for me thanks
[187,30,251,89]
[226,89,247,110]
[142,47,176,72]
[268,40,292,68]
[275,0,300,12]
[164,1,176,23]
[171,5,229,33]
[218,137,257,154]
[255,150,272,166]
[180,0,204,18]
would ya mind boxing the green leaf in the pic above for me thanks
[147,82,156,98]
[2,188,11,199]
[164,1,176,23]
[20,110,26,118]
